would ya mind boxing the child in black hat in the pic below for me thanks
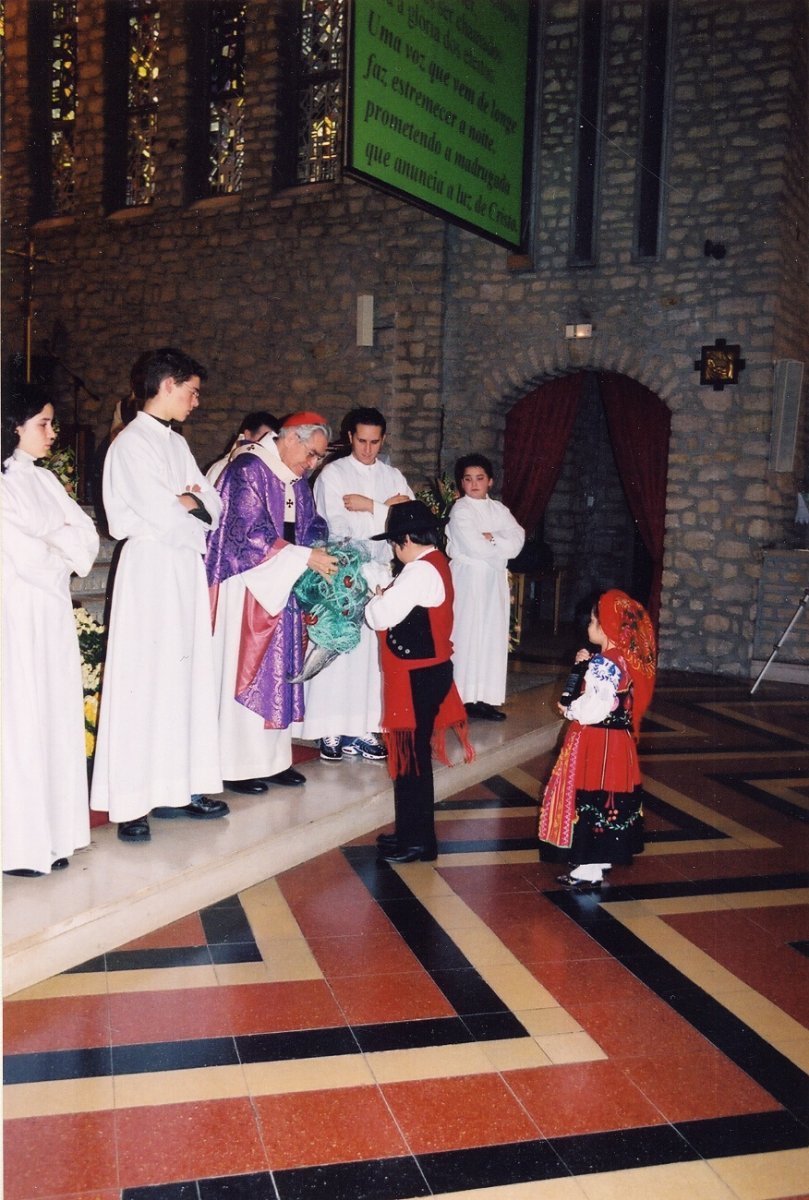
[364,501,475,862]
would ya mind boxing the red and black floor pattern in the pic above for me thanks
[4,672,809,1199]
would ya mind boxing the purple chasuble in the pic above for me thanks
[205,452,328,727]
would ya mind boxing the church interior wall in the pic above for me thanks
[1,0,808,678]
[438,0,809,676]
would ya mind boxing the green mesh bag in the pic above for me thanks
[293,541,372,654]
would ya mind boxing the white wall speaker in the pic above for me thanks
[356,294,374,347]
[769,359,805,472]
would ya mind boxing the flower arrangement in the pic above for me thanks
[41,422,78,498]
[74,606,105,758]
[415,471,458,521]
[507,571,521,654]
[415,472,457,551]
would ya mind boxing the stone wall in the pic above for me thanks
[752,551,809,680]
[439,0,809,674]
[2,0,808,678]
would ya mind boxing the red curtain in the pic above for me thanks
[502,372,585,530]
[599,372,671,628]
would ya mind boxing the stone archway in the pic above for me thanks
[502,370,671,632]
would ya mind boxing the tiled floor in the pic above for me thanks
[4,670,809,1199]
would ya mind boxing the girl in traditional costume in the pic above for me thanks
[538,589,656,891]
[1,384,99,876]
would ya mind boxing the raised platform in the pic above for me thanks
[2,672,561,997]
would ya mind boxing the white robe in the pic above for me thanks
[446,495,525,706]
[90,412,223,821]
[300,454,413,739]
[1,451,99,872]
[212,547,311,779]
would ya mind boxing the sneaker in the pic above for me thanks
[342,733,387,761]
[320,735,343,762]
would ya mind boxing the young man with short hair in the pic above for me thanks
[91,347,229,842]
[300,406,413,762]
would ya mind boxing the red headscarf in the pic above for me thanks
[597,590,657,735]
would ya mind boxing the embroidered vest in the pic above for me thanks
[384,550,454,668]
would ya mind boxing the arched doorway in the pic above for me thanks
[502,370,670,632]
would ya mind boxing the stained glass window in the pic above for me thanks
[126,0,160,207]
[635,0,671,259]
[50,0,78,215]
[207,2,246,195]
[296,0,344,184]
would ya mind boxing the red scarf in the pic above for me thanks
[377,551,475,778]
[597,589,657,737]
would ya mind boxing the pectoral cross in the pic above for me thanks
[5,235,59,382]
[286,496,295,514]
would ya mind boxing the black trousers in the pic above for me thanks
[393,660,453,853]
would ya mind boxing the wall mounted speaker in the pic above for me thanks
[356,294,374,347]
[769,359,805,472]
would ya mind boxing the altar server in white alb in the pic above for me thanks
[446,453,525,722]
[1,383,99,876]
[91,348,229,842]
[300,406,413,762]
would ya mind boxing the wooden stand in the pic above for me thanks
[512,567,566,644]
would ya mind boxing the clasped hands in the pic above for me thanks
[342,492,410,512]
[177,485,202,511]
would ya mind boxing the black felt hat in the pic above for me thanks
[370,500,443,541]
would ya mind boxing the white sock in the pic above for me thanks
[570,862,610,883]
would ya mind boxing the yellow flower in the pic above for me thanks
[84,694,99,725]
[85,729,95,758]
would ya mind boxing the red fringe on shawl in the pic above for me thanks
[382,693,475,781]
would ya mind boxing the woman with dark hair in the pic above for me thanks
[1,383,99,876]
[446,453,525,721]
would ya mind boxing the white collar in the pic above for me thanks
[234,433,297,485]
[233,433,298,517]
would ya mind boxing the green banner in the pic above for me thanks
[348,0,531,248]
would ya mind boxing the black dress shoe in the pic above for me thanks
[380,845,437,864]
[118,816,151,842]
[557,873,602,893]
[51,858,69,870]
[151,796,230,819]
[223,778,269,795]
[375,832,398,850]
[262,767,306,787]
[4,868,45,877]
[466,701,506,721]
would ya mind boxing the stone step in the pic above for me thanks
[71,510,116,624]
[70,591,107,623]
[93,534,117,564]
[71,560,112,596]
[2,680,563,996]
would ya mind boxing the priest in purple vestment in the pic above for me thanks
[204,412,338,794]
